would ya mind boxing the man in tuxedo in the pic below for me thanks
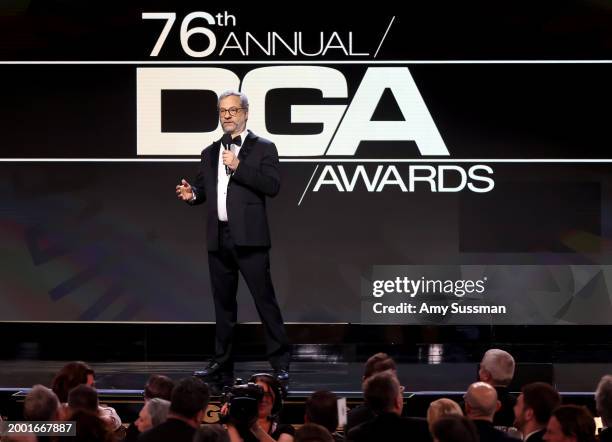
[464,382,516,442]
[176,90,290,382]
[139,377,209,442]
[345,352,398,435]
[347,370,431,442]
[513,382,560,442]
[478,349,517,428]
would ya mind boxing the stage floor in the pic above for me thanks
[1,360,610,397]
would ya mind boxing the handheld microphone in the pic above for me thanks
[221,133,233,176]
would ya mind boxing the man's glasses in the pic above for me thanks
[219,107,245,116]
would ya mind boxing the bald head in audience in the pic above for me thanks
[464,382,500,421]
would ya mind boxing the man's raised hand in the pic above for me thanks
[176,179,194,201]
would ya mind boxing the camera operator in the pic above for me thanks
[224,374,295,442]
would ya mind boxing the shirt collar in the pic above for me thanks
[525,429,545,440]
[233,129,248,145]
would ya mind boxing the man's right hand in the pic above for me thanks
[176,179,194,201]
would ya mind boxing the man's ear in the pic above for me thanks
[495,400,501,412]
[524,407,534,421]
[479,368,492,383]
[196,409,205,424]
[395,391,403,412]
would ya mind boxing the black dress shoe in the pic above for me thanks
[273,369,290,382]
[194,361,232,379]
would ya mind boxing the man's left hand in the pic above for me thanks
[223,150,240,171]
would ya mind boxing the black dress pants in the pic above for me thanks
[207,222,289,372]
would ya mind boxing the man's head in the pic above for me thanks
[67,384,99,413]
[169,377,210,423]
[24,385,61,421]
[218,90,249,137]
[544,405,595,442]
[304,390,339,434]
[595,374,612,427]
[479,349,515,387]
[363,352,397,381]
[144,374,175,402]
[295,423,334,442]
[363,370,403,415]
[513,382,561,433]
[136,398,170,433]
[464,381,500,421]
[427,398,464,433]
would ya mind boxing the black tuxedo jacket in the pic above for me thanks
[472,420,516,442]
[599,427,612,442]
[190,130,280,251]
[525,429,546,442]
[138,418,195,442]
[347,412,431,442]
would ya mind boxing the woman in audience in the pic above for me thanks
[51,361,122,432]
[226,373,295,442]
[427,398,464,434]
[51,361,95,403]
[544,405,596,442]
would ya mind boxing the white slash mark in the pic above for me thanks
[374,16,396,59]
[297,165,320,207]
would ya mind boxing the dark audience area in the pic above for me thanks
[0,350,610,442]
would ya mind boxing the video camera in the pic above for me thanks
[221,380,264,426]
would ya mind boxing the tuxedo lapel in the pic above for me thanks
[238,130,257,160]
[211,140,221,173]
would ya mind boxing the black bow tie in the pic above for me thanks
[231,135,242,146]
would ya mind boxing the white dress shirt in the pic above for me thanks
[217,130,246,221]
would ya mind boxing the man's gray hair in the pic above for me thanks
[147,397,170,427]
[24,385,60,421]
[596,375,612,426]
[218,90,249,109]
[480,349,515,386]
